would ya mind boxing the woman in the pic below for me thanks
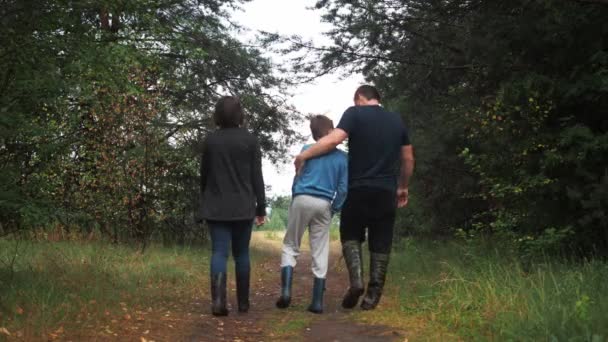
[200,96,266,316]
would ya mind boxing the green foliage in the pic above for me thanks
[306,0,608,254]
[0,0,301,243]
[264,207,289,231]
[0,239,209,337]
[365,238,608,340]
[262,196,290,231]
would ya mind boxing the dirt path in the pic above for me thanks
[185,232,406,342]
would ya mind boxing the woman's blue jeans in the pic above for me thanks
[208,220,253,275]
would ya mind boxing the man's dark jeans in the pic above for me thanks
[339,187,397,254]
[208,220,253,275]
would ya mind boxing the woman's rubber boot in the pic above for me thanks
[307,277,325,314]
[360,253,390,310]
[236,270,250,313]
[276,266,293,309]
[341,240,365,309]
[211,272,229,316]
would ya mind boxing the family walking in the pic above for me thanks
[198,85,415,316]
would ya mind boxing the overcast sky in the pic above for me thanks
[232,0,363,197]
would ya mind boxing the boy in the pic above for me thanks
[276,115,348,314]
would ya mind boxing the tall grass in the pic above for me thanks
[0,239,211,338]
[362,238,608,341]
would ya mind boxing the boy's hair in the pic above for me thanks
[353,85,381,102]
[214,96,244,128]
[310,115,334,141]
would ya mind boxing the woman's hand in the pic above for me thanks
[255,216,266,226]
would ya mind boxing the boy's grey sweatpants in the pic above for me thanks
[281,194,332,279]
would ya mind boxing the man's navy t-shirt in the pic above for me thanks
[337,105,410,192]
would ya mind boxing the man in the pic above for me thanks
[294,85,414,310]
[277,115,348,314]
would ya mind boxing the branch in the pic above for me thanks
[575,0,608,4]
[287,37,482,70]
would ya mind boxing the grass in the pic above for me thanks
[264,309,313,341]
[0,233,278,341]
[0,239,212,340]
[4,231,604,341]
[355,238,608,341]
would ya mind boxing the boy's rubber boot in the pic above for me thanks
[341,240,365,308]
[211,272,229,316]
[236,270,250,313]
[307,277,326,314]
[360,253,390,310]
[276,266,294,308]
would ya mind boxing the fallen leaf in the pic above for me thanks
[143,330,150,334]
[140,338,147,342]
[0,327,10,336]
[16,307,24,315]
[124,314,132,320]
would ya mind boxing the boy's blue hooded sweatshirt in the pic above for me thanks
[292,144,348,213]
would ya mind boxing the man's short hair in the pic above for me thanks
[310,115,334,141]
[354,85,381,102]
[214,96,244,128]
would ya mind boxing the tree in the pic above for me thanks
[299,0,608,253]
[0,0,301,244]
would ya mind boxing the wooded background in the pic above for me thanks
[2,0,607,256]
[282,0,608,256]
[1,0,301,247]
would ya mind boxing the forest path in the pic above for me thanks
[186,231,407,341]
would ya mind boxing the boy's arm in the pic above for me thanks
[331,155,348,214]
[292,144,309,193]
[291,145,307,195]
